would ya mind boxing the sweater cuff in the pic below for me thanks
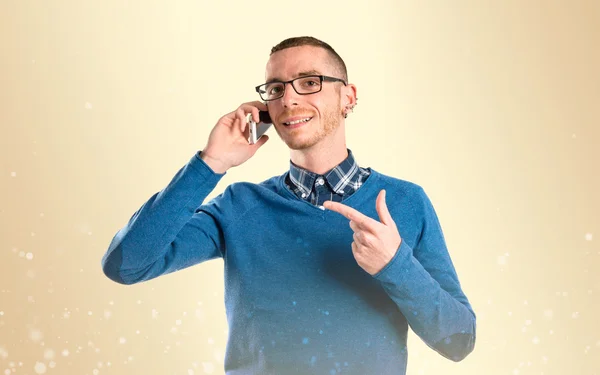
[372,239,416,284]
[191,150,227,178]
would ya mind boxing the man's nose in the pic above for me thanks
[280,82,299,107]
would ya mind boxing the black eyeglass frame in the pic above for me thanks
[255,75,347,101]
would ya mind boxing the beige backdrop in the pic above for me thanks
[1,0,599,374]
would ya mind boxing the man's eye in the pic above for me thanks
[300,79,320,88]
[268,85,283,95]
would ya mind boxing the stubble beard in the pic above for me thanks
[277,105,342,151]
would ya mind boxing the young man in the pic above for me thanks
[101,36,476,374]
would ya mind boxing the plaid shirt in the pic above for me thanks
[284,148,371,206]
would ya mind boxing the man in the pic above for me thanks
[101,36,476,374]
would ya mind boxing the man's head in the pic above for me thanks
[270,37,349,83]
[260,36,357,151]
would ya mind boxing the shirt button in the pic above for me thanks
[318,205,325,210]
[337,190,344,194]
[316,177,324,185]
[301,193,307,198]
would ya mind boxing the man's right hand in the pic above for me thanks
[200,101,271,174]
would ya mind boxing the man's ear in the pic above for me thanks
[341,84,358,119]
[344,83,358,107]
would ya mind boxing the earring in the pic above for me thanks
[343,106,354,118]
[343,98,358,119]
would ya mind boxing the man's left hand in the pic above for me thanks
[323,189,402,275]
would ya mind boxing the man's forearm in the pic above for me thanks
[101,152,225,284]
[375,240,476,361]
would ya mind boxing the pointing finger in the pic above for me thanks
[323,200,379,231]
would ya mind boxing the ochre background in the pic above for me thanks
[1,1,599,374]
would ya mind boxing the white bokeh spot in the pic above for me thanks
[33,362,46,374]
[202,362,214,374]
[30,329,43,342]
[497,255,507,266]
[43,349,54,360]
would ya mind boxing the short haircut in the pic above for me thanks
[270,36,348,82]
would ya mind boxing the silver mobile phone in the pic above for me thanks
[248,110,273,144]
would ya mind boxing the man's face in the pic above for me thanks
[264,46,347,150]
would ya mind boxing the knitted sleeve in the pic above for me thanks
[373,186,477,361]
[101,151,228,285]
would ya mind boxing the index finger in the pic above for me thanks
[243,101,268,117]
[323,200,379,230]
[240,101,269,126]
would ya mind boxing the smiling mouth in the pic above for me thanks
[283,117,312,126]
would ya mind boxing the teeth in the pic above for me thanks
[284,117,311,125]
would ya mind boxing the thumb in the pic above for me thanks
[376,190,395,227]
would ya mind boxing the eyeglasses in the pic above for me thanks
[255,75,347,101]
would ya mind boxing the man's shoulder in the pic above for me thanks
[369,168,425,198]
[198,173,287,219]
[227,172,284,194]
[368,169,437,221]
[206,172,285,205]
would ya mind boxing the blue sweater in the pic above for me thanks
[101,151,476,374]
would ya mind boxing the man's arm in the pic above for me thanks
[101,100,272,285]
[373,187,476,362]
[101,151,227,285]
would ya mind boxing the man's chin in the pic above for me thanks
[284,138,315,151]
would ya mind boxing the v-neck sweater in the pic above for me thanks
[101,151,476,375]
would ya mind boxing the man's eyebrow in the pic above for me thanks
[265,70,322,84]
[296,70,322,77]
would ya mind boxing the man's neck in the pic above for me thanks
[289,144,349,175]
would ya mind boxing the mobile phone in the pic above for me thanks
[248,110,273,144]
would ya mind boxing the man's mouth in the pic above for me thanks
[283,117,313,126]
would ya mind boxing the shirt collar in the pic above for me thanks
[288,148,361,196]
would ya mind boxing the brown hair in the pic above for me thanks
[270,36,348,82]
